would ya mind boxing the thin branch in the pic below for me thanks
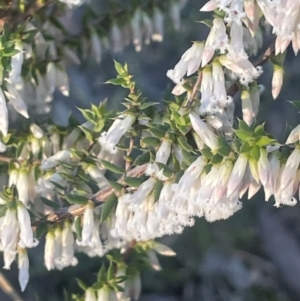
[185,71,203,108]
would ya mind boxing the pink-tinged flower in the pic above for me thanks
[202,18,228,67]
[272,66,284,100]
[286,124,300,144]
[227,153,248,198]
[189,112,218,150]
[200,0,218,11]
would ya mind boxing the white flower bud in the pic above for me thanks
[17,202,39,248]
[77,201,95,247]
[286,124,300,144]
[189,112,218,150]
[85,288,97,301]
[1,209,19,252]
[4,81,29,118]
[0,88,8,136]
[272,65,284,99]
[97,287,109,301]
[30,123,43,139]
[44,231,55,271]
[18,248,29,292]
[40,150,72,170]
[16,168,29,206]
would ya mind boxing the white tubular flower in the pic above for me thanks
[128,177,156,210]
[227,153,248,198]
[85,288,97,301]
[131,9,142,52]
[61,221,77,267]
[99,114,136,154]
[130,272,142,301]
[189,112,218,150]
[258,149,273,200]
[228,20,247,61]
[202,18,228,67]
[286,124,300,144]
[0,88,8,136]
[30,123,43,139]
[16,168,29,206]
[167,41,204,84]
[279,148,300,192]
[173,156,206,196]
[17,202,39,248]
[110,23,123,53]
[18,248,29,292]
[4,81,29,118]
[146,138,172,177]
[1,209,19,252]
[212,61,228,107]
[199,67,214,114]
[91,29,102,63]
[9,40,23,84]
[147,250,162,271]
[77,201,95,247]
[40,150,72,170]
[54,227,63,270]
[63,128,81,149]
[244,0,260,35]
[241,89,254,126]
[3,250,17,270]
[44,231,55,271]
[97,287,110,301]
[153,242,176,256]
[142,12,153,45]
[272,66,284,100]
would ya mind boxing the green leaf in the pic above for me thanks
[141,137,161,148]
[256,136,276,147]
[101,160,125,174]
[124,177,144,187]
[49,181,65,190]
[140,102,159,110]
[288,100,300,110]
[76,278,88,291]
[114,60,127,76]
[100,194,118,222]
[254,124,265,136]
[153,180,164,203]
[106,78,127,86]
[240,142,252,153]
[177,136,194,153]
[97,264,107,282]
[201,147,213,159]
[250,145,260,161]
[74,216,82,240]
[134,151,150,165]
[235,130,254,142]
[66,194,89,205]
[198,19,213,27]
[147,128,166,139]
[107,261,114,281]
[217,146,231,157]
[108,181,123,192]
[35,221,48,239]
[238,119,252,133]
[40,197,60,210]
[211,153,223,164]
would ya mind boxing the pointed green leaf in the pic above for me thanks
[124,177,144,187]
[100,194,118,222]
[40,197,60,210]
[76,278,88,291]
[153,180,164,203]
[66,194,89,205]
[101,160,125,174]
[134,151,150,166]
